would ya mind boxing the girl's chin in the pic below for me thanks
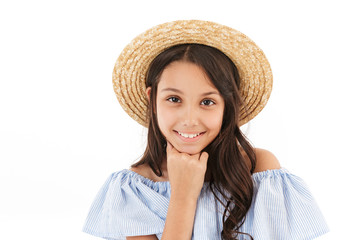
[183,150,201,156]
[172,145,203,155]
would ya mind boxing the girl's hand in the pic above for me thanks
[166,142,209,201]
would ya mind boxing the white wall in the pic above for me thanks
[0,0,358,239]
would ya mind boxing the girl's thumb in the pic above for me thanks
[166,141,173,153]
[199,151,209,165]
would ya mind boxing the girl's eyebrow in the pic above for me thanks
[161,87,220,96]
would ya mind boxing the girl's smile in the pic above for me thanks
[152,61,225,155]
[174,130,205,142]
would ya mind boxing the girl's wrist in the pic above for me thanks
[170,190,199,204]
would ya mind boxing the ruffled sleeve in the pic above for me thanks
[82,170,171,239]
[83,168,329,240]
[244,168,329,240]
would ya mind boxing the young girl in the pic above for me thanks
[83,20,329,240]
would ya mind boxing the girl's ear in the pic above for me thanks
[145,87,151,100]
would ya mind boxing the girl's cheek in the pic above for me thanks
[156,104,175,124]
[203,109,223,124]
[209,116,223,130]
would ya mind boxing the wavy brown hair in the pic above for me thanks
[131,44,256,240]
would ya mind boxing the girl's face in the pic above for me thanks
[153,61,225,155]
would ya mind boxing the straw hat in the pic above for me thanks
[112,20,272,127]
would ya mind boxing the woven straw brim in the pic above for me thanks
[113,20,272,127]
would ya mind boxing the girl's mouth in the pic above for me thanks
[174,130,205,142]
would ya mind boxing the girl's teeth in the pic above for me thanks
[178,132,201,138]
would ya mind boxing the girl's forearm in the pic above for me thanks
[161,194,198,240]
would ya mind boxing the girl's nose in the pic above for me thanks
[181,105,199,127]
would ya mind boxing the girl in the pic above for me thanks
[83,20,329,239]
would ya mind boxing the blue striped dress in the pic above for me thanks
[82,168,329,239]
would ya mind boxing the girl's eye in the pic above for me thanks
[167,97,181,103]
[201,99,215,106]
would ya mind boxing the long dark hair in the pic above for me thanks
[131,44,256,240]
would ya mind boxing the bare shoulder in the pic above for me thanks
[130,164,147,175]
[130,164,168,182]
[130,164,153,179]
[253,148,281,173]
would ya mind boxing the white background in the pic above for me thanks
[0,0,359,239]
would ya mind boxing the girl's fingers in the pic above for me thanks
[166,141,207,164]
[166,141,176,154]
[199,151,209,165]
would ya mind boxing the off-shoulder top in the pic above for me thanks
[82,168,329,239]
